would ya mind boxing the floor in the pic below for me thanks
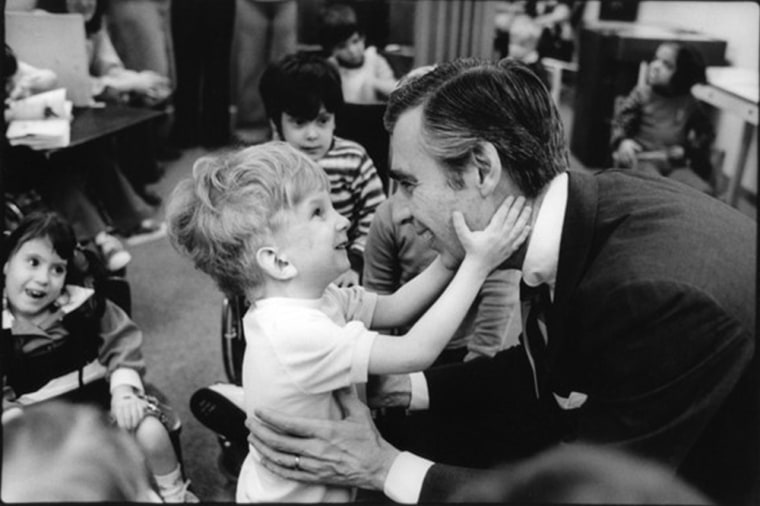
[127,82,755,502]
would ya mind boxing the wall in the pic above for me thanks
[584,1,758,199]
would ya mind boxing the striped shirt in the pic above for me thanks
[318,136,386,255]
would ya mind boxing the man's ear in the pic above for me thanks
[256,247,297,280]
[471,142,502,197]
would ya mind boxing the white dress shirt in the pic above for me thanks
[383,173,569,503]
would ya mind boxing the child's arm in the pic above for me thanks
[368,196,531,374]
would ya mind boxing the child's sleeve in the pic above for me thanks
[362,200,402,295]
[348,152,386,255]
[610,86,646,150]
[272,311,377,394]
[97,300,146,394]
[464,269,523,361]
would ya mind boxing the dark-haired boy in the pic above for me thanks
[318,3,397,104]
[259,53,386,286]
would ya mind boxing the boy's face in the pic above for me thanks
[332,32,366,68]
[274,189,351,287]
[280,106,335,162]
[3,237,67,320]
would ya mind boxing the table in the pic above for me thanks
[692,67,759,207]
[66,104,165,150]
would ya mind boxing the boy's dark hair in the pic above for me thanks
[668,42,707,95]
[318,3,361,54]
[259,53,344,136]
[4,43,19,82]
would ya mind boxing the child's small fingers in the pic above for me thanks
[503,196,527,226]
[492,195,516,224]
[451,211,470,240]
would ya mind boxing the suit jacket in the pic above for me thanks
[419,170,757,504]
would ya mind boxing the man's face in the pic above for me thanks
[389,107,489,261]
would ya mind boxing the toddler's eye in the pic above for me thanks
[53,265,67,276]
[313,207,323,217]
[28,257,39,267]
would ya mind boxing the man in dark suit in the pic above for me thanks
[246,58,757,505]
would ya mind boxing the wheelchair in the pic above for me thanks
[2,210,186,468]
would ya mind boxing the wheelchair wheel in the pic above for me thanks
[221,296,247,385]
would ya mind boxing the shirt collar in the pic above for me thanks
[521,173,568,296]
[3,285,95,330]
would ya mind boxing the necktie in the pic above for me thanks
[520,281,551,397]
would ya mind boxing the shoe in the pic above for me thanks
[124,220,167,246]
[137,187,163,207]
[95,232,132,272]
[190,386,248,443]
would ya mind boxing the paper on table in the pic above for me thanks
[5,88,73,121]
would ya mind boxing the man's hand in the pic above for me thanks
[367,374,412,409]
[247,387,400,491]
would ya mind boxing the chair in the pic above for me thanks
[541,57,578,106]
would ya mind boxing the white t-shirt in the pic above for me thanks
[236,284,378,502]
[337,46,395,104]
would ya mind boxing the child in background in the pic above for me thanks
[318,3,397,104]
[611,42,715,187]
[1,212,196,503]
[504,14,551,91]
[166,141,531,502]
[2,401,161,502]
[259,53,386,286]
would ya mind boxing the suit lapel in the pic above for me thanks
[545,171,598,374]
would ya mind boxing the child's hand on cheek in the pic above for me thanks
[453,195,532,273]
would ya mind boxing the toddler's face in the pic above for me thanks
[273,190,351,287]
[648,44,677,89]
[280,106,335,162]
[332,33,366,68]
[3,237,67,320]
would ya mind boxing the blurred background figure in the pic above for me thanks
[502,14,551,90]
[232,0,297,143]
[450,444,712,504]
[169,0,235,149]
[319,2,397,104]
[611,42,715,193]
[2,401,161,502]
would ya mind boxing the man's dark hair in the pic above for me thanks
[384,58,567,198]
[667,42,708,95]
[259,53,344,137]
[318,3,361,54]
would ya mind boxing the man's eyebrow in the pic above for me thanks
[389,169,415,181]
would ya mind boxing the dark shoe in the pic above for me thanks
[157,146,182,162]
[190,386,248,443]
[138,188,163,207]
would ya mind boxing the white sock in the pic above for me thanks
[154,464,185,503]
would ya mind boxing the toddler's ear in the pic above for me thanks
[256,247,297,280]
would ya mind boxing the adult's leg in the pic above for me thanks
[198,0,234,147]
[232,0,272,130]
[169,0,202,147]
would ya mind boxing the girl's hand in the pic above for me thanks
[616,139,642,168]
[453,195,531,274]
[111,391,146,431]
